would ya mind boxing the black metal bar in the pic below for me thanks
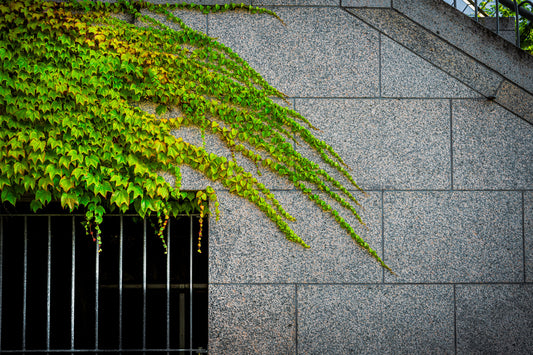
[466,0,489,16]
[0,348,208,353]
[496,0,501,34]
[179,293,185,348]
[46,216,52,350]
[189,217,193,355]
[515,0,521,47]
[99,284,207,290]
[142,219,147,350]
[0,213,200,217]
[502,0,533,21]
[166,220,171,350]
[70,217,76,350]
[0,213,207,353]
[22,216,27,351]
[118,216,123,351]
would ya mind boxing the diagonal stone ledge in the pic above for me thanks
[346,8,502,99]
[391,0,533,94]
[495,80,533,125]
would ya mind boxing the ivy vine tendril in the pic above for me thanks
[0,0,392,272]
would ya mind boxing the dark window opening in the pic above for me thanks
[0,206,208,353]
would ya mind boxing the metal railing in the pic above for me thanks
[0,212,208,353]
[444,0,533,47]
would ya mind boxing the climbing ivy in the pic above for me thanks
[0,0,391,271]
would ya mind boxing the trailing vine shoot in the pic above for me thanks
[0,0,391,271]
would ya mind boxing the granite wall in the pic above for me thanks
[143,0,533,353]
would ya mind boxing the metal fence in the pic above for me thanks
[0,212,208,353]
[444,0,533,47]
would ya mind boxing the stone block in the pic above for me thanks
[254,0,337,5]
[456,284,533,354]
[209,284,296,354]
[342,0,391,7]
[381,36,479,98]
[295,99,451,190]
[496,80,533,124]
[208,7,379,97]
[384,191,524,283]
[526,192,532,282]
[298,284,454,354]
[453,99,533,190]
[209,190,383,283]
[348,8,502,97]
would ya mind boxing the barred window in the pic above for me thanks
[0,203,208,353]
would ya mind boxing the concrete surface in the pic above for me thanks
[136,2,533,353]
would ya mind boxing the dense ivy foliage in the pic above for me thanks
[0,0,391,271]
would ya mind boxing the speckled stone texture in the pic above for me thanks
[383,191,524,283]
[298,285,454,354]
[393,0,533,94]
[456,284,533,354]
[295,99,451,190]
[121,4,533,353]
[526,192,532,283]
[477,17,517,43]
[453,100,533,190]
[381,36,479,98]
[209,190,383,283]
[495,80,533,125]
[347,8,502,98]
[144,0,251,4]
[209,284,296,354]
[342,0,391,7]
[208,7,379,97]
[254,0,337,5]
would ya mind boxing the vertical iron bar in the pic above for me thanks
[46,216,52,350]
[142,219,147,350]
[166,220,171,350]
[0,217,3,350]
[496,0,500,34]
[189,217,193,355]
[515,0,521,46]
[118,216,123,351]
[179,294,185,348]
[475,0,479,21]
[70,217,76,350]
[95,232,100,350]
[22,217,27,351]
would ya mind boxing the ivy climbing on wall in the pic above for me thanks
[0,0,391,271]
